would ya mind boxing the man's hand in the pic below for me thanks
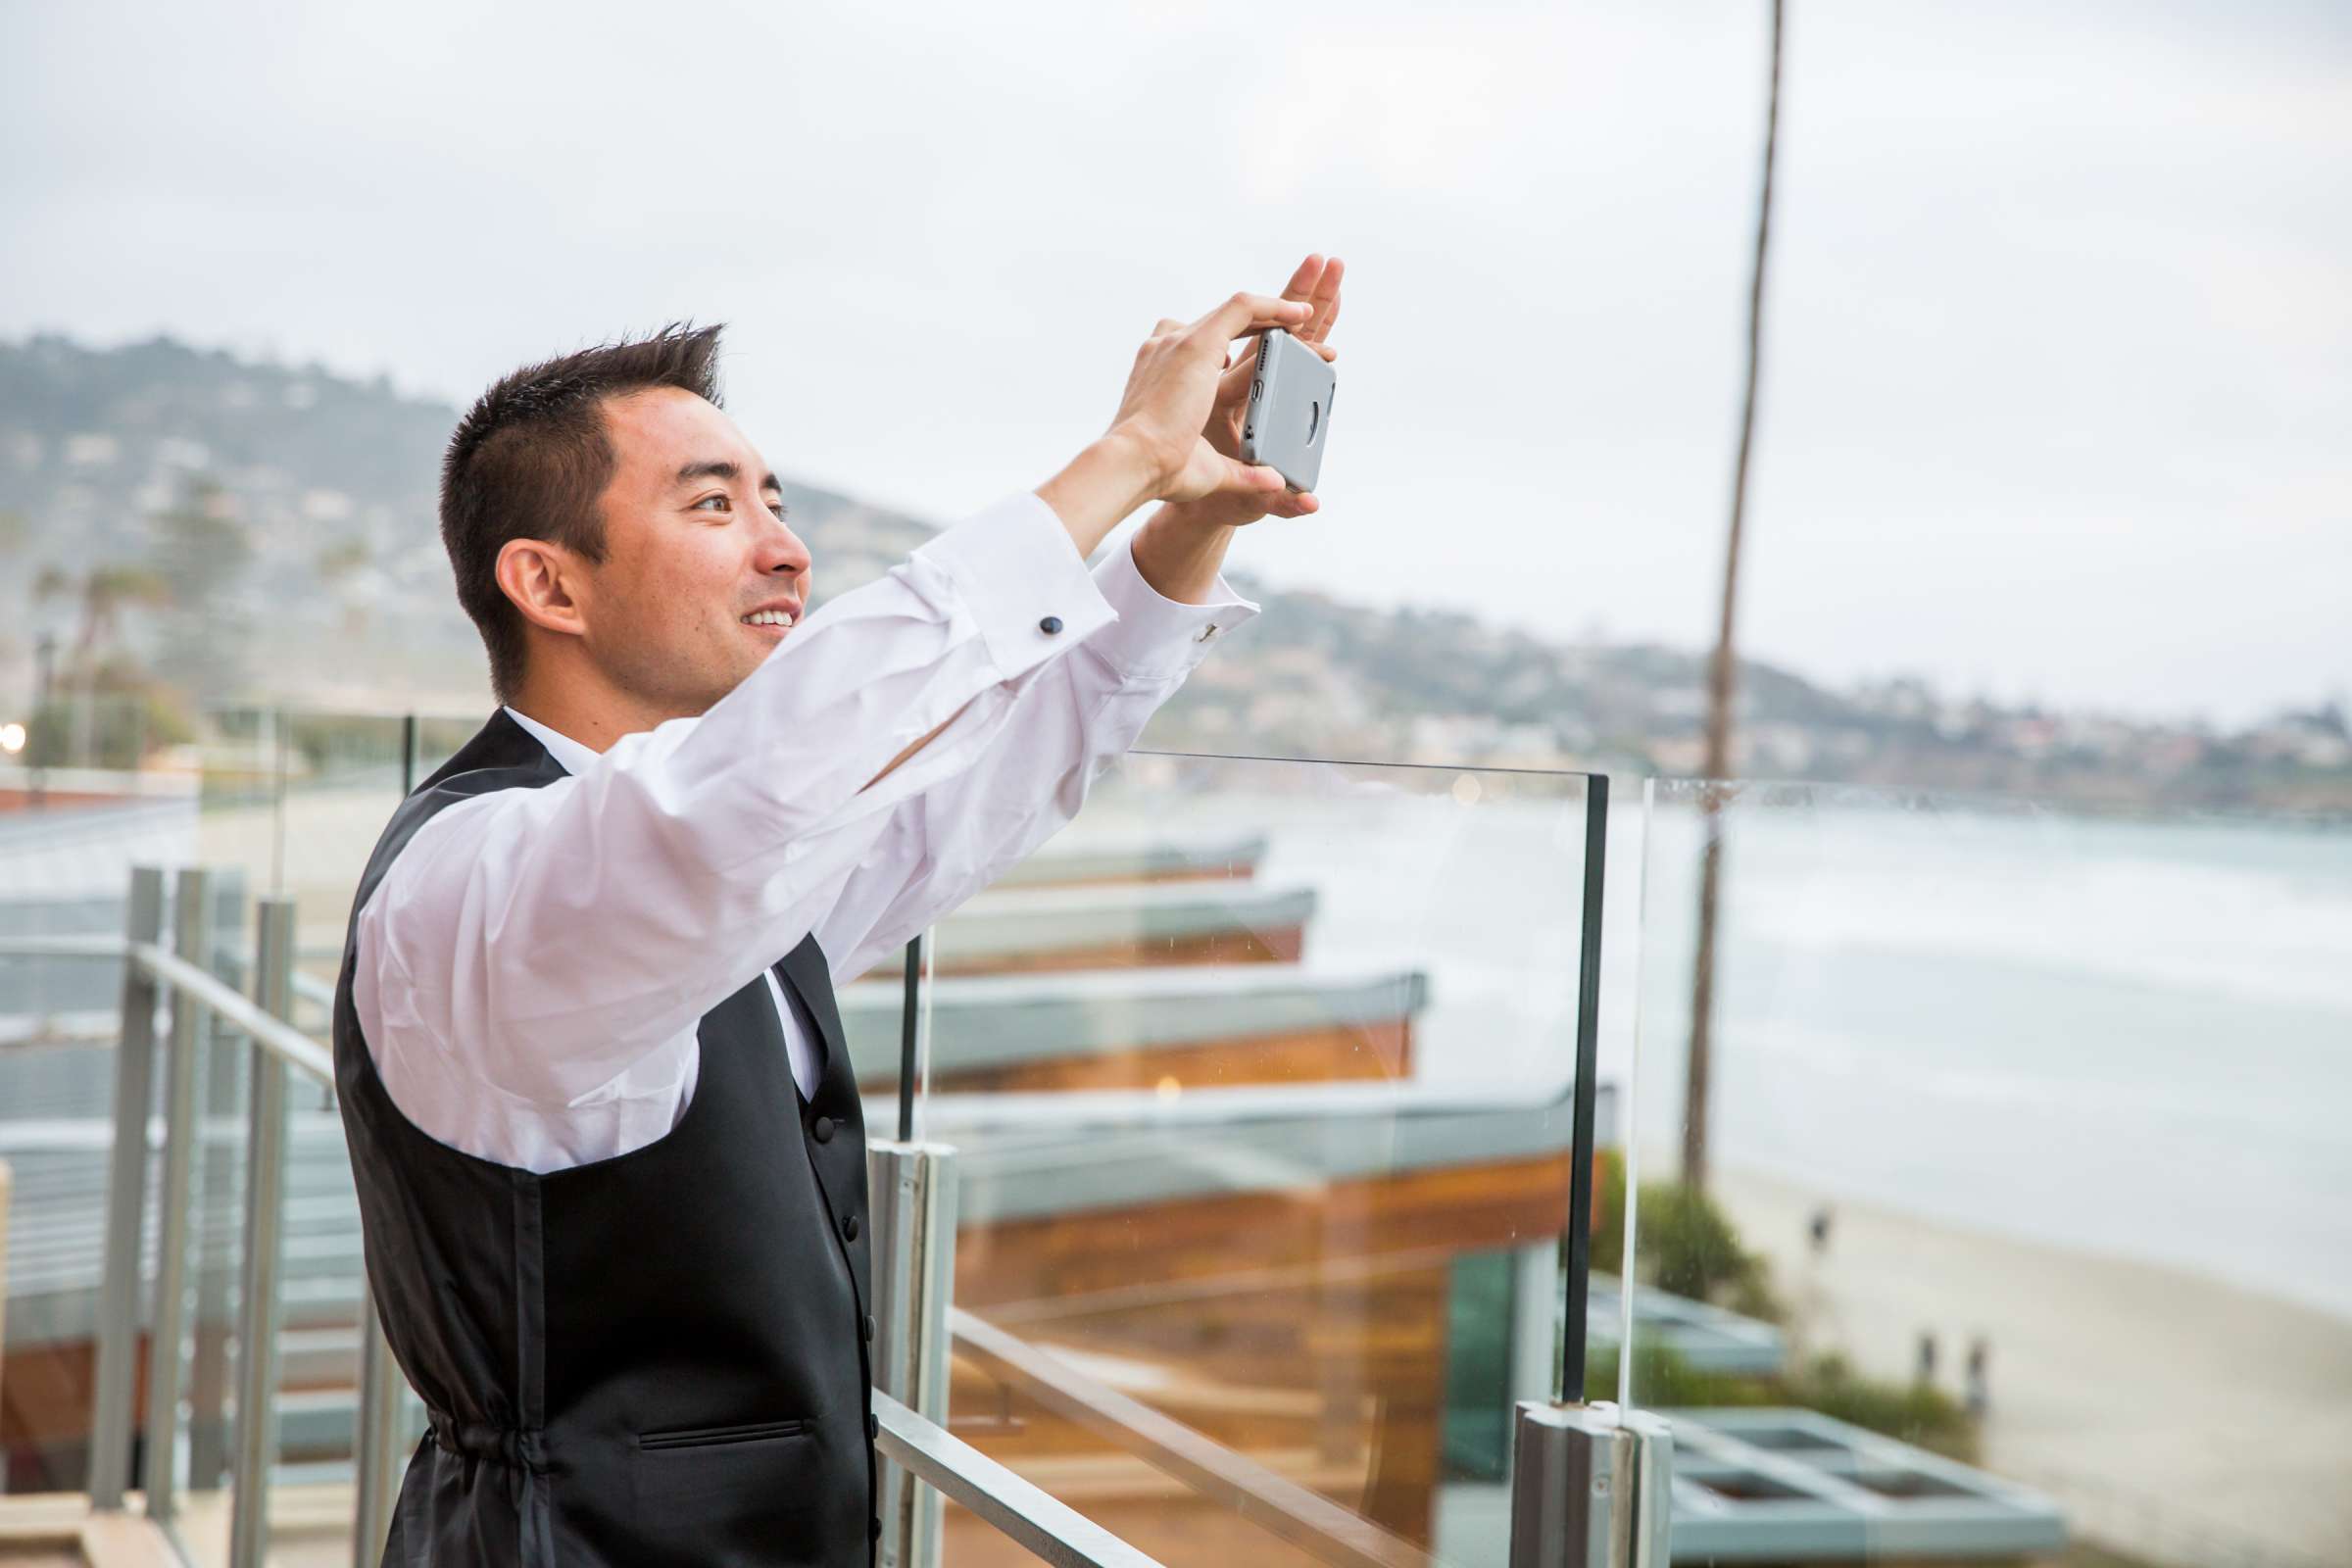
[1035,273,1332,562]
[1104,290,1318,507]
[1162,254,1345,530]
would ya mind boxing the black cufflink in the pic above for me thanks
[1039,615,1062,635]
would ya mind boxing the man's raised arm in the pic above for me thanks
[356,292,1313,1112]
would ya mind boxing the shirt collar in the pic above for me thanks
[502,706,602,777]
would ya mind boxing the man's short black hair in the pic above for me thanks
[440,322,725,700]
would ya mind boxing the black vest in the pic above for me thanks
[331,710,880,1567]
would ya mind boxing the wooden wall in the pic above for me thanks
[937,1152,1575,1564]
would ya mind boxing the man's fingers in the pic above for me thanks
[1280,254,1325,306]
[1300,257,1344,343]
[1195,292,1312,346]
[1152,318,1185,338]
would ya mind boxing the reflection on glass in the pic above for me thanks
[888,750,1609,1566]
[2,716,1617,1567]
[0,707,439,1546]
[1624,779,2352,1568]
[0,694,199,1494]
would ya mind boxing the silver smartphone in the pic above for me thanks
[1240,328,1336,493]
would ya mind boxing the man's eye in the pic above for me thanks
[768,501,789,520]
[693,494,728,513]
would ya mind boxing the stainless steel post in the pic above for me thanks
[351,1295,406,1566]
[190,873,250,1488]
[1507,1401,1675,1568]
[227,899,295,1568]
[89,866,165,1510]
[867,1140,958,1568]
[141,866,213,1524]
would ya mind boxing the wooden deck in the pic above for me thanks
[0,1487,361,1568]
[0,1494,174,1568]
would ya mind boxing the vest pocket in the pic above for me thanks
[637,1416,811,1451]
[630,1414,830,1552]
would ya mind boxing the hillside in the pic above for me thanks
[2,334,2344,811]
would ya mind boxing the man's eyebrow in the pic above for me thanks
[672,461,785,495]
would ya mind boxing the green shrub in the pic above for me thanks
[1590,1344,1978,1462]
[1586,1157,1975,1460]
[1595,1156,1785,1324]
[1591,1146,1628,1274]
[25,683,193,771]
[1784,1352,1977,1461]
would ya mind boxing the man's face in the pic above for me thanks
[576,386,812,716]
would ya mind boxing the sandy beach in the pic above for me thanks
[1704,1167,2352,1568]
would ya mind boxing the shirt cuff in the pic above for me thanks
[1082,530,1263,681]
[911,492,1117,681]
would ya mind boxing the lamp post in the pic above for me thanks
[29,631,55,809]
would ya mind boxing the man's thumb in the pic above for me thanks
[1224,457,1286,493]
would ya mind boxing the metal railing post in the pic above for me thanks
[190,873,251,1489]
[89,865,165,1509]
[868,1140,957,1568]
[142,866,213,1525]
[228,898,295,1568]
[1508,1403,1675,1568]
[351,1295,406,1565]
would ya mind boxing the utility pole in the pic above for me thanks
[1686,0,1786,1192]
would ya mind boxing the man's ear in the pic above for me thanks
[495,538,590,640]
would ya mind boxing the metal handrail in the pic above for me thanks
[131,942,334,1084]
[872,1389,1167,1568]
[951,1308,1439,1568]
[0,933,335,1081]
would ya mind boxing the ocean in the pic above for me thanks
[1628,794,2352,1324]
[1080,764,2352,1324]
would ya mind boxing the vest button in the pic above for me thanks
[843,1213,860,1242]
[863,1312,876,1343]
[867,1412,881,1442]
[870,1516,883,1542]
[811,1114,834,1144]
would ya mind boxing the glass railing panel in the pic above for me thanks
[179,708,423,1552]
[915,750,1616,1567]
[1625,777,2352,1568]
[0,690,205,1495]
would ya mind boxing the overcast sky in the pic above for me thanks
[4,0,2345,724]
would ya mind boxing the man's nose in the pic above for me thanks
[755,515,812,578]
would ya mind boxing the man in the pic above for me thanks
[331,255,1344,1567]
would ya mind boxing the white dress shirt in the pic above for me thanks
[353,493,1256,1173]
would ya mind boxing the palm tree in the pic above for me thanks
[1686,0,1787,1192]
[32,564,171,767]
